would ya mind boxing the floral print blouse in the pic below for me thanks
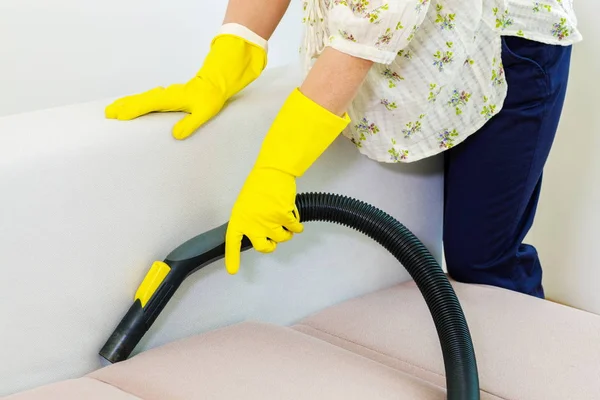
[300,0,581,163]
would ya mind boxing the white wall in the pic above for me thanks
[0,0,302,117]
[528,4,600,314]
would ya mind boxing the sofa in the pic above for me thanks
[2,65,599,399]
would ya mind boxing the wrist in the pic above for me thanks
[197,31,267,101]
[255,88,350,177]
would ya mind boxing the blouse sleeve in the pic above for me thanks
[326,1,431,65]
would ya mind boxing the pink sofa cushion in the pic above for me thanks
[294,280,600,400]
[4,377,142,400]
[87,321,445,400]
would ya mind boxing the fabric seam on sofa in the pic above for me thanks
[294,323,507,400]
[294,324,445,382]
[85,376,146,400]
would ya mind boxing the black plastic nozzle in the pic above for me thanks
[99,222,252,363]
[99,300,146,363]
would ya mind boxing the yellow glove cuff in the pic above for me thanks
[255,88,351,177]
[214,23,268,53]
[197,30,267,101]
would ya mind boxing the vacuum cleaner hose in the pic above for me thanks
[100,192,479,400]
[295,193,479,400]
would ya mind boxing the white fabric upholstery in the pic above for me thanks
[0,64,443,395]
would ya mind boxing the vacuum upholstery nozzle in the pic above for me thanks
[99,222,252,363]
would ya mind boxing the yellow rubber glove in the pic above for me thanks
[105,28,267,140]
[225,88,351,274]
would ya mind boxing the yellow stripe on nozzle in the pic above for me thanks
[135,261,171,307]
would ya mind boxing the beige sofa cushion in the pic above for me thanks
[6,281,599,399]
[294,280,600,400]
[85,321,444,400]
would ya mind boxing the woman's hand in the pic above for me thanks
[105,30,267,140]
[225,48,372,274]
[224,48,372,274]
[225,167,304,274]
[105,76,227,140]
[224,87,351,274]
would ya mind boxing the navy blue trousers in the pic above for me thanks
[443,37,572,298]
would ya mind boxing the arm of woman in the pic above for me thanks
[300,47,374,116]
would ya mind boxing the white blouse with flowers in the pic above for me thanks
[299,0,581,163]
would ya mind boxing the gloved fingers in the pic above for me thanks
[248,236,277,254]
[268,226,294,243]
[225,227,244,275]
[293,205,301,220]
[225,225,288,274]
[105,86,185,120]
[283,209,304,234]
[172,108,215,140]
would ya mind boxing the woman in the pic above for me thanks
[106,0,580,298]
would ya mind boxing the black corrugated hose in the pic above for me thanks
[296,192,480,400]
[100,191,480,399]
